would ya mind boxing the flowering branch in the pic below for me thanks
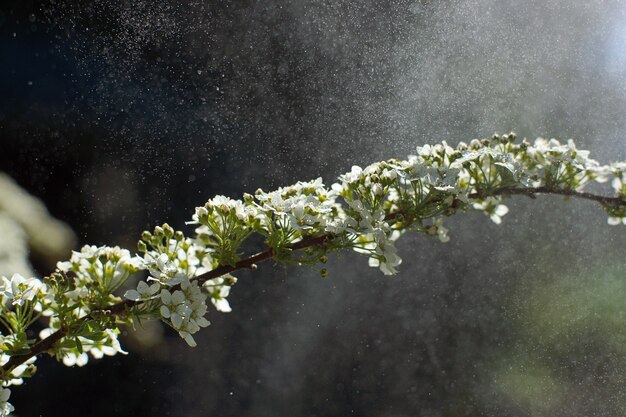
[1,329,65,376]
[9,186,625,372]
[105,185,626,318]
[0,134,625,415]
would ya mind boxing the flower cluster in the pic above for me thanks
[0,273,47,309]
[39,326,127,367]
[1,134,625,416]
[56,245,143,305]
[157,278,210,347]
[608,163,626,224]
[125,224,234,346]
[255,178,336,236]
[0,386,13,417]
[191,196,259,266]
[0,273,50,416]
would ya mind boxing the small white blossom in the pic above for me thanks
[364,230,402,275]
[612,177,624,195]
[0,274,46,306]
[89,330,128,359]
[124,281,160,301]
[158,277,212,346]
[473,198,509,224]
[0,387,14,417]
[425,218,450,243]
[62,351,89,367]
[607,216,626,226]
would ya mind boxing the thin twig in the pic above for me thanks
[0,328,66,378]
[469,186,626,207]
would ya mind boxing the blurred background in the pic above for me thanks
[1,0,625,416]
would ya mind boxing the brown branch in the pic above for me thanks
[106,233,333,315]
[469,186,626,207]
[0,328,66,379]
[3,186,624,375]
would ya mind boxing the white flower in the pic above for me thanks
[179,330,197,347]
[490,204,509,224]
[56,260,72,272]
[63,283,89,301]
[342,165,363,184]
[62,351,89,367]
[612,177,624,195]
[426,218,450,243]
[0,353,36,386]
[566,139,595,169]
[0,387,14,417]
[208,283,232,312]
[89,330,128,359]
[381,167,397,181]
[203,276,235,313]
[54,245,143,298]
[155,278,213,347]
[156,253,175,275]
[0,274,46,306]
[325,216,357,234]
[607,216,626,226]
[157,277,211,346]
[159,289,188,329]
[124,281,160,301]
[473,198,509,224]
[210,195,248,219]
[366,230,402,275]
[143,252,182,284]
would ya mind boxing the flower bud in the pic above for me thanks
[163,223,174,238]
[196,207,209,221]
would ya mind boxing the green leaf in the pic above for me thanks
[74,337,83,353]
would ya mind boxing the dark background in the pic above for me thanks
[1,0,625,416]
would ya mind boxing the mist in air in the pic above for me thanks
[1,0,625,416]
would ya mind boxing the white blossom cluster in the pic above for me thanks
[0,273,47,309]
[254,178,336,235]
[1,134,625,417]
[56,245,143,300]
[19,246,143,370]
[0,386,13,417]
[125,226,234,347]
[185,134,626,277]
[0,273,49,416]
[0,247,144,416]
[334,163,404,274]
[608,163,626,225]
